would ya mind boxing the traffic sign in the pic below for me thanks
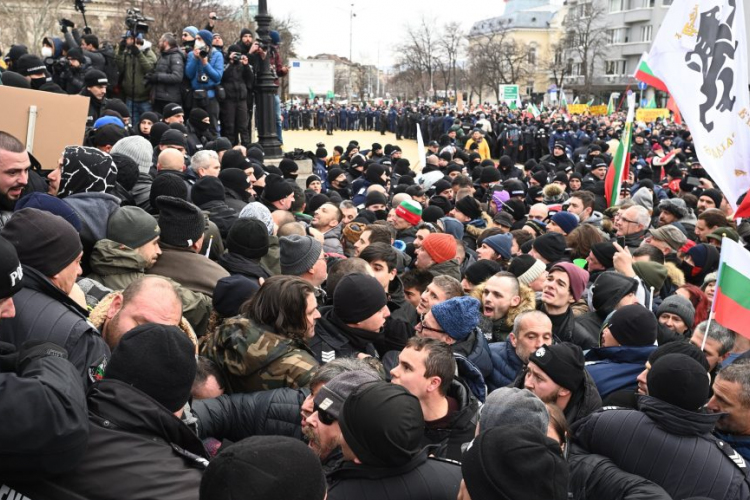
[637,81,648,91]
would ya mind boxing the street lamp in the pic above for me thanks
[254,0,282,158]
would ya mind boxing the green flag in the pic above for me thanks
[539,102,545,112]
[606,94,615,116]
[587,98,595,106]
[326,90,334,99]
[309,88,315,99]
[646,97,657,108]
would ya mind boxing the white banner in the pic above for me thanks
[647,0,750,209]
[416,123,426,171]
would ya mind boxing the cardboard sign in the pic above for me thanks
[567,104,590,115]
[635,108,670,123]
[0,86,89,171]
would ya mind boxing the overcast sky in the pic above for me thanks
[264,0,506,67]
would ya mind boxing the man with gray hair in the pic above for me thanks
[708,361,750,460]
[488,310,553,390]
[190,150,221,180]
[615,205,650,249]
[690,320,735,373]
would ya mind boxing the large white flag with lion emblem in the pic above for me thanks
[645,0,750,209]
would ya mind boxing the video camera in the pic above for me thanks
[59,18,75,32]
[125,8,152,36]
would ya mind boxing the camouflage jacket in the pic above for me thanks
[200,317,318,393]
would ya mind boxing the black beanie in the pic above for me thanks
[464,260,504,286]
[591,241,617,269]
[364,164,387,186]
[647,353,710,411]
[160,129,187,148]
[191,176,226,207]
[279,158,299,177]
[189,107,210,132]
[111,153,140,191]
[429,195,452,215]
[333,274,387,324]
[1,208,82,277]
[455,196,482,220]
[104,323,196,412]
[221,149,251,171]
[607,303,657,346]
[700,188,723,208]
[200,436,327,500]
[0,235,23,299]
[150,173,188,212]
[306,193,330,215]
[432,179,452,195]
[227,218,269,260]
[365,190,388,208]
[422,205,445,223]
[219,168,251,195]
[480,167,502,184]
[532,232,567,263]
[262,174,294,202]
[529,342,585,392]
[647,341,710,371]
[462,425,568,500]
[156,196,205,247]
[504,198,527,221]
[339,382,423,467]
[212,274,261,318]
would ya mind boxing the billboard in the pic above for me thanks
[499,84,519,103]
[288,59,335,96]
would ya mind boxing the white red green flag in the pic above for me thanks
[714,238,750,339]
[605,93,635,207]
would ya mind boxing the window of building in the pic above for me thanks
[528,47,537,65]
[662,0,673,4]
[572,62,583,76]
[566,58,573,75]
[609,0,623,12]
[526,81,534,96]
[554,49,563,66]
[605,60,627,75]
[607,28,629,44]
[640,25,653,41]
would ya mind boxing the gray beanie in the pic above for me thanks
[280,235,322,276]
[657,198,689,219]
[632,187,653,212]
[656,295,695,329]
[107,206,160,249]
[239,202,274,235]
[110,135,153,174]
[313,370,380,420]
[649,225,687,252]
[480,387,549,434]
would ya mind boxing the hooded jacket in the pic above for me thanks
[421,379,479,461]
[322,223,344,254]
[572,396,750,500]
[147,242,229,297]
[196,199,237,239]
[87,239,212,337]
[584,345,657,400]
[115,42,157,101]
[200,316,318,393]
[477,282,536,342]
[427,258,462,281]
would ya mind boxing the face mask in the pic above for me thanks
[373,209,388,221]
[288,174,298,180]
[30,78,47,90]
[194,39,205,49]
[41,47,53,58]
[337,180,349,189]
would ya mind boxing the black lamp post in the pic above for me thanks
[254,0,283,158]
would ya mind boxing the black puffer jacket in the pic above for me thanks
[568,452,673,500]
[0,266,110,387]
[54,379,209,500]
[421,379,479,461]
[539,303,598,350]
[311,307,381,363]
[151,47,185,104]
[196,200,237,239]
[193,387,306,441]
[221,60,253,101]
[572,396,750,500]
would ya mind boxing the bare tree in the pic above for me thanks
[545,42,567,90]
[0,0,68,52]
[563,0,609,99]
[436,22,464,98]
[395,16,441,98]
[467,24,532,102]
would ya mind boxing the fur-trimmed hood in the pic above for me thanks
[472,281,536,328]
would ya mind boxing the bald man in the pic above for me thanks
[157,148,186,172]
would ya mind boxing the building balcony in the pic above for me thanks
[622,8,653,23]
[620,41,652,56]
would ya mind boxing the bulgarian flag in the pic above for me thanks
[605,93,635,207]
[634,53,668,92]
[606,93,615,116]
[527,103,540,118]
[713,238,750,339]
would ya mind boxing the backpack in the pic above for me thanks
[99,44,120,88]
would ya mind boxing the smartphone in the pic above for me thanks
[686,176,701,187]
[616,236,625,247]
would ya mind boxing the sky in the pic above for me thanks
[260,0,505,68]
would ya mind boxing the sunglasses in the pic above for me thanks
[313,402,336,425]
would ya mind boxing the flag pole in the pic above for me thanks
[702,234,724,350]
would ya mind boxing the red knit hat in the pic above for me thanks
[395,200,422,226]
[422,233,457,264]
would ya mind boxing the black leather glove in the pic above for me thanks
[144,72,157,83]
[17,340,68,373]
[130,44,140,55]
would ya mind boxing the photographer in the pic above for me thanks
[267,30,289,143]
[115,31,156,124]
[58,47,92,95]
[146,33,185,114]
[185,30,223,134]
[236,29,263,136]
[60,20,106,73]
[220,44,253,148]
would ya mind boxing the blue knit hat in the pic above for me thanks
[483,233,513,260]
[197,30,213,45]
[14,192,82,232]
[183,26,199,38]
[551,211,579,235]
[431,296,481,342]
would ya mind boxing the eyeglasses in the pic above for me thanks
[416,317,448,335]
[313,402,336,425]
[620,216,638,225]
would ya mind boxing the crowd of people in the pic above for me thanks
[1,16,750,500]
